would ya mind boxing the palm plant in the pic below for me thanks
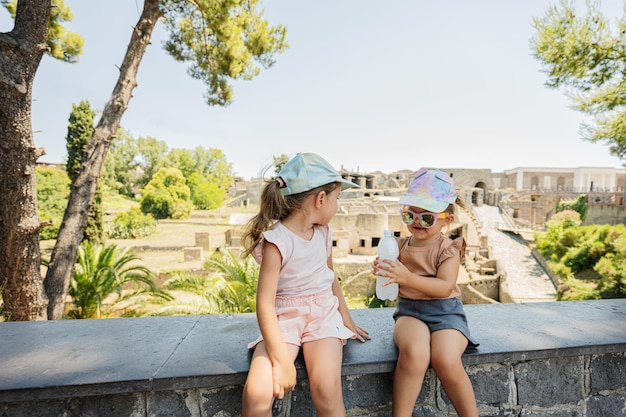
[152,273,220,315]
[69,241,170,318]
[150,248,259,316]
[204,248,258,313]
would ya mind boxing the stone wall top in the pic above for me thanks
[0,299,624,403]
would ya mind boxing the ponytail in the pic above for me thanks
[241,179,291,257]
[241,179,341,258]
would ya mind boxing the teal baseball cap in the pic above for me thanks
[399,168,457,212]
[278,153,358,196]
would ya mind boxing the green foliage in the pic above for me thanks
[160,0,288,106]
[531,1,626,162]
[273,154,289,175]
[558,276,600,301]
[83,188,105,244]
[36,166,70,240]
[66,101,95,182]
[538,210,582,261]
[555,195,588,221]
[203,248,259,313]
[164,147,234,192]
[534,221,626,300]
[135,136,169,189]
[69,242,170,319]
[106,207,157,239]
[102,193,139,212]
[595,231,626,298]
[102,128,142,198]
[2,0,83,62]
[66,100,103,243]
[140,167,193,219]
[151,249,259,315]
[187,172,224,210]
[103,132,234,209]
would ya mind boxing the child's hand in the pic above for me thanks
[351,324,371,342]
[375,258,410,287]
[346,317,371,343]
[372,256,394,277]
[371,257,381,275]
[272,358,297,399]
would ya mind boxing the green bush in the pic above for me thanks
[535,220,626,300]
[36,166,70,240]
[555,195,588,221]
[558,276,600,301]
[190,180,224,210]
[140,167,192,219]
[106,207,157,239]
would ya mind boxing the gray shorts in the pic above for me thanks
[393,297,479,350]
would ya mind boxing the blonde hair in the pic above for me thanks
[241,180,338,258]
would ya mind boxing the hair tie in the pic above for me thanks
[276,177,285,188]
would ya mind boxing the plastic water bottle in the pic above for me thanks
[376,230,399,301]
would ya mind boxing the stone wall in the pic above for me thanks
[1,300,624,417]
[585,203,626,226]
[2,352,623,416]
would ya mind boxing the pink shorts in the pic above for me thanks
[248,290,356,349]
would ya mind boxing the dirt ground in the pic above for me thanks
[40,207,256,275]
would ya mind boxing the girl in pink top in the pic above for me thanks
[374,168,479,417]
[241,153,370,417]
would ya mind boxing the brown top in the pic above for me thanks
[396,234,466,300]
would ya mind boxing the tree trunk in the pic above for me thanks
[0,1,52,321]
[44,0,163,320]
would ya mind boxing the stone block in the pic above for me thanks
[468,363,510,406]
[343,372,393,410]
[195,232,211,250]
[586,393,626,417]
[183,247,202,262]
[225,228,242,246]
[147,390,197,416]
[515,357,583,407]
[590,352,626,392]
[199,385,243,416]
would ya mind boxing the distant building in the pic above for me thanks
[498,167,625,193]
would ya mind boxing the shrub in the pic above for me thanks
[188,175,224,210]
[555,195,588,221]
[537,221,626,300]
[140,167,192,219]
[106,207,157,239]
[36,166,70,240]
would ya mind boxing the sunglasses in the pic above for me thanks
[399,209,449,228]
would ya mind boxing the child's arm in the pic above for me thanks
[256,242,297,399]
[328,256,370,342]
[375,254,460,299]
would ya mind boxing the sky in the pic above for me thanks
[2,1,625,180]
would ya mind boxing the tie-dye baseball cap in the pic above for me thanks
[399,168,457,212]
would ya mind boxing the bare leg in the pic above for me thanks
[392,317,431,417]
[302,338,345,417]
[242,341,300,417]
[430,329,478,417]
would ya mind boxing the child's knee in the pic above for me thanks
[309,378,343,409]
[430,354,463,378]
[398,344,430,368]
[242,381,274,412]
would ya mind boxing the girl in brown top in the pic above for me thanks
[374,168,479,417]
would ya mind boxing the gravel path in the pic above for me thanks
[473,205,557,302]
